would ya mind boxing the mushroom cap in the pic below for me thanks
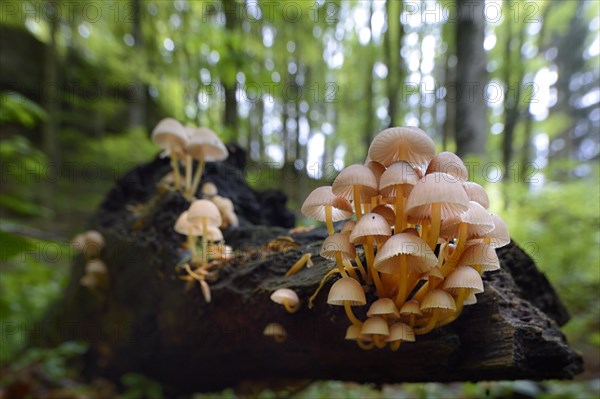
[386,322,416,342]
[72,230,105,257]
[85,259,107,275]
[263,322,287,341]
[186,127,229,162]
[270,288,300,307]
[84,230,105,248]
[379,161,421,197]
[373,232,437,274]
[174,211,202,235]
[371,205,396,227]
[420,289,456,313]
[211,195,235,213]
[340,220,357,235]
[462,181,490,209]
[405,172,470,222]
[483,214,511,248]
[204,226,224,241]
[345,324,361,340]
[320,233,357,261]
[187,199,222,227]
[222,210,239,228]
[368,126,436,169]
[301,186,353,222]
[439,201,495,239]
[327,277,366,306]
[360,316,390,336]
[367,298,400,318]
[426,152,469,181]
[349,213,392,244]
[443,266,484,294]
[332,164,379,201]
[151,118,188,156]
[464,292,478,305]
[364,158,386,183]
[80,273,98,288]
[399,299,422,316]
[458,242,500,272]
[201,182,218,197]
[423,266,445,281]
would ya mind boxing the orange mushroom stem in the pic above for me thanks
[365,236,384,297]
[324,205,335,235]
[344,301,363,327]
[437,288,469,327]
[390,340,403,351]
[190,153,206,197]
[308,268,341,308]
[169,152,182,189]
[395,254,409,307]
[285,253,313,277]
[414,309,440,335]
[356,339,375,350]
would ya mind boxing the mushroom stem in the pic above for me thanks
[409,314,416,327]
[283,298,300,313]
[356,339,375,350]
[169,152,182,189]
[395,254,409,307]
[187,227,195,258]
[190,153,206,198]
[390,340,403,351]
[353,185,363,220]
[324,205,334,235]
[308,268,340,308]
[473,264,483,275]
[426,202,442,250]
[437,288,468,328]
[394,188,406,234]
[183,263,205,281]
[285,253,312,277]
[342,259,359,280]
[414,309,440,335]
[374,335,387,349]
[442,222,468,276]
[365,236,384,297]
[354,255,368,280]
[343,300,362,327]
[335,253,349,278]
[185,154,192,193]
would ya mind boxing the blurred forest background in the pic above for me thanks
[1,0,599,397]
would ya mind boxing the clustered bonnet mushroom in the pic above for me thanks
[299,126,510,350]
[72,230,109,290]
[151,118,228,199]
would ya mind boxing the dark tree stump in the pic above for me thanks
[38,155,582,394]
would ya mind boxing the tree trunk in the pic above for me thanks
[454,0,487,158]
[38,155,582,395]
[223,0,239,140]
[128,0,146,129]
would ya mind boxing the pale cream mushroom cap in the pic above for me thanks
[85,259,107,275]
[458,242,500,272]
[263,322,287,342]
[374,232,437,274]
[349,213,392,244]
[420,289,457,313]
[320,233,357,261]
[188,199,222,227]
[405,172,470,222]
[270,288,300,307]
[426,152,469,181]
[151,118,188,157]
[212,195,235,213]
[379,161,421,198]
[327,277,366,306]
[340,220,356,235]
[443,266,484,294]
[186,127,228,162]
[360,316,390,337]
[332,164,379,201]
[368,126,436,169]
[301,186,353,222]
[464,292,478,305]
[175,211,202,235]
[367,298,400,319]
[201,182,218,197]
[462,181,490,209]
[482,214,511,248]
[371,205,396,227]
[439,201,495,239]
[386,322,416,342]
[399,299,423,316]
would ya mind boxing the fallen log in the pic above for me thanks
[38,154,582,394]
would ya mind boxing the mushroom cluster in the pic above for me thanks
[151,118,228,199]
[72,230,109,290]
[301,126,510,350]
[174,199,234,303]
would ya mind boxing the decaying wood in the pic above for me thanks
[38,156,582,394]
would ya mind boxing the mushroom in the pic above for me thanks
[438,266,484,326]
[263,322,287,343]
[332,164,378,219]
[327,277,366,327]
[151,118,188,189]
[185,127,228,198]
[379,161,420,232]
[399,299,422,327]
[457,241,500,274]
[187,200,222,263]
[201,182,218,199]
[462,181,490,209]
[368,126,436,172]
[345,324,374,350]
[360,316,390,348]
[320,233,359,279]
[414,289,456,334]
[426,152,469,181]
[349,213,392,296]
[301,186,353,235]
[405,172,470,250]
[271,288,301,313]
[71,230,105,259]
[366,298,400,320]
[482,214,511,248]
[386,322,415,351]
[373,231,437,307]
[370,205,396,228]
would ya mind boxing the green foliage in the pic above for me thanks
[0,91,47,127]
[120,373,163,399]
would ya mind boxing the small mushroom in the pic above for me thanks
[301,186,353,235]
[366,298,400,320]
[270,288,301,313]
[263,322,287,343]
[327,277,366,328]
[71,230,105,259]
[151,118,188,189]
[426,152,469,181]
[414,289,456,334]
[320,233,357,278]
[345,324,374,350]
[332,164,378,219]
[360,316,389,348]
[379,161,420,232]
[399,299,422,327]
[201,182,218,199]
[386,322,415,351]
[185,127,228,198]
